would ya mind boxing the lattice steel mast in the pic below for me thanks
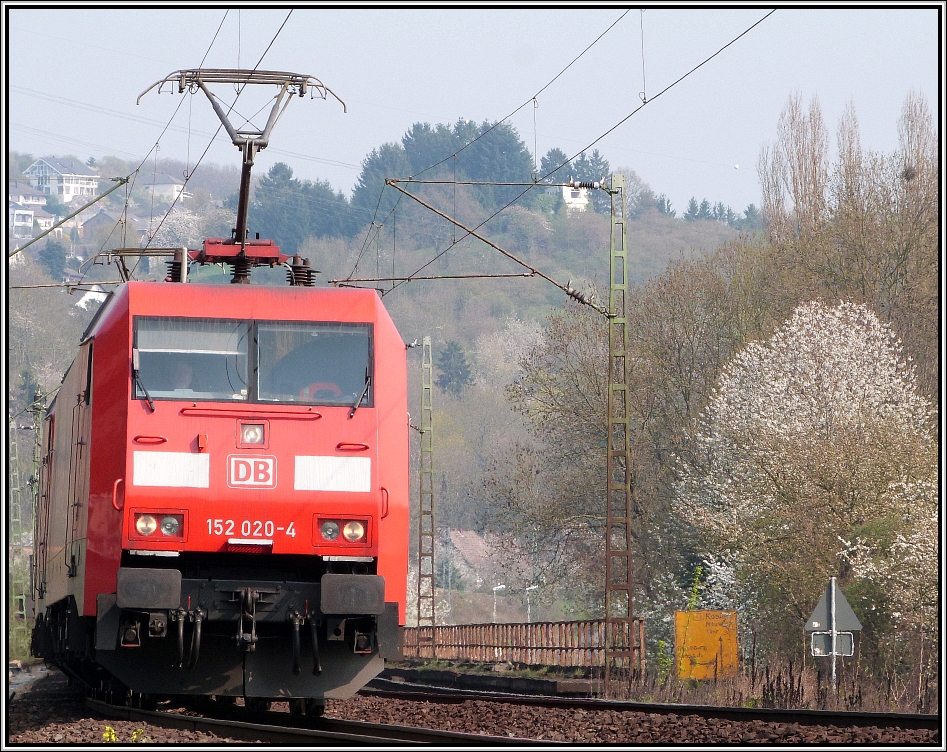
[8,408,36,654]
[604,174,640,691]
[416,337,436,642]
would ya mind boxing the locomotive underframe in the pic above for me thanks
[32,570,402,700]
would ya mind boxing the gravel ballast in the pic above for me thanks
[7,667,938,745]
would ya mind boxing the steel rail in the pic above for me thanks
[362,678,939,732]
[83,696,555,745]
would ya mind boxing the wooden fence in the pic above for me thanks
[403,618,645,673]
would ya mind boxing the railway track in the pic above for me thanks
[363,676,940,733]
[10,667,938,744]
[83,695,552,745]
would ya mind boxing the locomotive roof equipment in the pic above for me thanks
[138,69,345,283]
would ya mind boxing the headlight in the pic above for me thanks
[343,521,365,542]
[241,423,265,444]
[320,520,340,541]
[135,514,157,536]
[160,515,182,536]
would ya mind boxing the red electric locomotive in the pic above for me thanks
[31,69,409,712]
[30,270,409,712]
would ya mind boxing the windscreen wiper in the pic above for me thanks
[349,375,371,419]
[132,348,156,412]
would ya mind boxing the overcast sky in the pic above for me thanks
[5,6,941,216]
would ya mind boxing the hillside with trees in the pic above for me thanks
[473,92,938,701]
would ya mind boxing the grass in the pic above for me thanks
[396,657,938,714]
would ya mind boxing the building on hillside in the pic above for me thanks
[80,208,121,237]
[32,206,59,234]
[9,201,34,238]
[75,284,109,310]
[447,529,531,592]
[9,181,48,208]
[561,185,590,211]
[24,157,99,201]
[136,173,189,204]
[448,529,492,589]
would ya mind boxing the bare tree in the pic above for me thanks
[759,92,939,403]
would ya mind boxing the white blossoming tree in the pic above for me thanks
[676,301,936,641]
[839,479,938,638]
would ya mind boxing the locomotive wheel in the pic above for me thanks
[305,698,326,717]
[107,689,130,706]
[245,697,271,713]
[131,692,158,711]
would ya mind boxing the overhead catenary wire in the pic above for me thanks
[136,11,294,256]
[345,9,631,281]
[62,10,231,285]
[332,273,535,284]
[383,179,608,314]
[77,10,293,285]
[8,177,130,258]
[8,386,63,422]
[382,9,777,302]
[387,180,589,187]
[413,8,631,182]
[639,10,648,104]
[12,87,362,170]
[10,282,122,290]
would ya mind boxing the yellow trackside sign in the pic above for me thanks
[675,610,738,680]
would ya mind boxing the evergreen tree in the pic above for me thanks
[253,162,304,251]
[16,368,40,413]
[739,204,764,231]
[683,197,700,221]
[44,197,68,219]
[435,341,474,395]
[402,122,456,175]
[539,147,571,183]
[697,199,712,220]
[350,142,411,228]
[570,150,610,212]
[253,163,353,253]
[459,120,535,210]
[655,194,676,218]
[301,179,354,238]
[38,239,67,280]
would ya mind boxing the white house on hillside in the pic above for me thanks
[9,201,34,238]
[24,157,99,201]
[9,181,48,208]
[561,185,590,211]
[137,173,188,204]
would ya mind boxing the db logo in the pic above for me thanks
[228,455,277,489]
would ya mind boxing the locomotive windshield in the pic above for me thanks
[257,322,372,406]
[135,318,249,401]
[133,317,372,406]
